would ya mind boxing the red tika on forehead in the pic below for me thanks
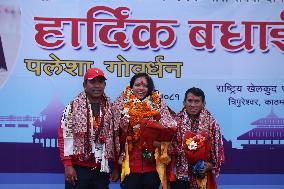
[135,77,147,86]
[190,96,199,100]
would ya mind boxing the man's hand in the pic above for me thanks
[64,166,77,186]
[204,162,213,172]
[193,161,213,179]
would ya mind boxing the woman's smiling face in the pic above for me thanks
[132,76,149,100]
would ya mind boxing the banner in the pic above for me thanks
[0,0,283,187]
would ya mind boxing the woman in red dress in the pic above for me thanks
[113,73,177,189]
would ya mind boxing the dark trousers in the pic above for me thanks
[170,179,191,189]
[65,165,110,189]
[121,172,160,189]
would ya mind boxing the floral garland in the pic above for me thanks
[122,86,161,151]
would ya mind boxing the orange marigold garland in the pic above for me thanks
[122,86,161,151]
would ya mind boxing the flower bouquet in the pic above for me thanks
[140,118,176,146]
[183,130,210,164]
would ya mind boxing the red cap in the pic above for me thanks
[84,68,107,81]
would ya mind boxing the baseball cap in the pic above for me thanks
[84,68,107,81]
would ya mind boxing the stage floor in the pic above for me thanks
[0,174,284,189]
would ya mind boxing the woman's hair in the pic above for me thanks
[183,87,206,103]
[130,73,155,97]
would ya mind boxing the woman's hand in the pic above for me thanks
[153,140,161,148]
[120,117,129,133]
[110,167,120,182]
[118,152,126,165]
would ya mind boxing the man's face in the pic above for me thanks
[84,77,106,100]
[184,92,204,116]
